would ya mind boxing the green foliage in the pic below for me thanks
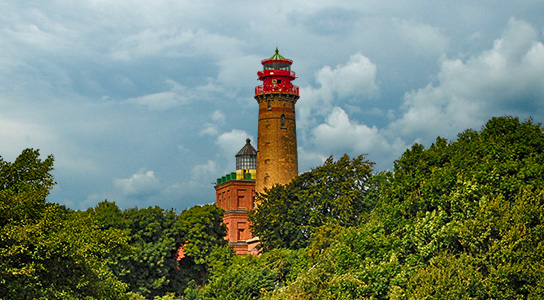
[261,116,544,300]
[250,154,376,251]
[380,116,544,228]
[0,149,129,300]
[176,204,228,287]
[0,149,227,299]
[0,149,54,228]
[177,205,228,267]
[264,218,402,300]
[185,248,300,300]
[116,206,181,298]
[86,201,227,299]
[88,200,127,230]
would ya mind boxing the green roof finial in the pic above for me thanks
[269,47,285,61]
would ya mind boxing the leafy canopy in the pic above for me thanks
[0,149,130,300]
[250,154,377,251]
[263,116,544,299]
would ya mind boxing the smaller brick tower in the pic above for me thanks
[215,139,257,255]
[255,48,300,195]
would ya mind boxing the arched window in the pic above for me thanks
[281,114,285,127]
[267,100,271,110]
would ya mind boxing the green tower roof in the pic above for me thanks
[268,47,286,60]
[261,47,293,65]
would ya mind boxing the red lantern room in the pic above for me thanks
[255,48,299,96]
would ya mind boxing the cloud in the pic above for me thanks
[200,110,226,136]
[315,52,378,101]
[211,110,226,123]
[114,169,161,198]
[200,123,219,137]
[298,53,378,131]
[126,79,194,110]
[311,107,406,168]
[216,129,252,158]
[192,160,218,180]
[217,54,262,88]
[390,18,544,144]
[0,118,58,160]
[127,91,186,111]
[110,27,246,62]
[396,19,449,55]
[110,28,196,60]
[289,7,360,35]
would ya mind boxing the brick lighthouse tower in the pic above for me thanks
[214,49,300,255]
[254,48,300,195]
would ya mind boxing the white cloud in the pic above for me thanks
[192,160,218,179]
[110,27,246,62]
[315,52,378,101]
[216,129,252,158]
[307,107,407,171]
[200,123,219,136]
[391,18,544,144]
[127,91,186,111]
[396,19,449,55]
[200,110,226,136]
[297,147,329,174]
[312,107,398,154]
[114,169,160,197]
[211,110,226,123]
[298,53,378,131]
[217,54,262,87]
[126,79,207,110]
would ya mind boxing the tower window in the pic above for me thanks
[281,114,286,127]
[267,100,271,110]
[238,228,245,241]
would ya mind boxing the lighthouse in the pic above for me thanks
[214,49,300,255]
[254,48,300,195]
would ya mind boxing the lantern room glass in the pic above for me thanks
[236,154,256,170]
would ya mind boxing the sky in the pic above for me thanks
[1,1,544,211]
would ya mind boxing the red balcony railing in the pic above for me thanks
[257,69,296,79]
[255,84,299,96]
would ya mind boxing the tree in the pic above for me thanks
[176,204,228,287]
[261,116,544,299]
[113,206,181,298]
[185,248,300,300]
[91,203,227,299]
[250,154,377,251]
[378,116,544,298]
[87,200,127,230]
[0,148,54,228]
[0,149,130,299]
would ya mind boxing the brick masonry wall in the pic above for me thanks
[254,93,299,195]
[215,180,256,243]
